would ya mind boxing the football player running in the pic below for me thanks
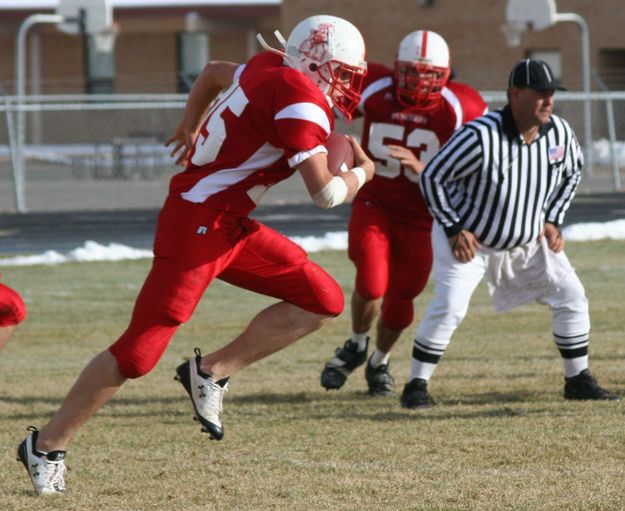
[17,15,373,495]
[320,30,487,396]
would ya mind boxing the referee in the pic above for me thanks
[400,59,618,408]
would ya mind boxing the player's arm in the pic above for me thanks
[297,136,374,209]
[165,61,239,165]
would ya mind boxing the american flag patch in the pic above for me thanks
[549,145,565,161]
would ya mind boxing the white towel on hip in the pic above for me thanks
[484,237,575,313]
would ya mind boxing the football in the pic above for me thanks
[325,131,355,175]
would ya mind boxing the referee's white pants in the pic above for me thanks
[412,223,590,380]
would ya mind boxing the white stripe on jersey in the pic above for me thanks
[441,87,465,130]
[275,102,331,135]
[181,142,283,203]
[233,63,245,82]
[358,76,393,114]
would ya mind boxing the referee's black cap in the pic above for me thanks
[508,59,566,91]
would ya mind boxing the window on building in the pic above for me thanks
[597,49,625,90]
[177,32,209,93]
[528,49,562,84]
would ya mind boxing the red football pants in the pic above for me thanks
[348,200,432,331]
[110,196,344,378]
[0,282,27,326]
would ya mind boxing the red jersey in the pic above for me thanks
[169,51,335,216]
[355,62,487,227]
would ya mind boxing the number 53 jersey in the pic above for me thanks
[354,62,488,228]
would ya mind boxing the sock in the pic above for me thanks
[409,358,438,382]
[197,361,229,386]
[46,451,66,461]
[197,365,212,380]
[32,433,65,460]
[351,331,369,351]
[369,349,390,368]
[563,355,588,378]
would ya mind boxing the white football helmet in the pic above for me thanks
[257,15,367,121]
[393,30,451,109]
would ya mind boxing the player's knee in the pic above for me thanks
[381,298,414,330]
[355,283,384,301]
[0,284,27,326]
[113,351,158,379]
[110,339,167,379]
[109,322,178,379]
[550,275,589,317]
[429,297,468,325]
[354,269,386,300]
[312,283,344,317]
[299,264,344,316]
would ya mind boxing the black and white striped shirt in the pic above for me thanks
[419,105,583,249]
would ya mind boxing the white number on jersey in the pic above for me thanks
[191,83,249,166]
[367,122,440,183]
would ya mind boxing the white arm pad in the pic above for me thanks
[350,166,366,189]
[312,176,349,209]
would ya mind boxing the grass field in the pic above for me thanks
[1,241,624,510]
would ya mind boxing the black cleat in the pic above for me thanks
[564,369,619,401]
[365,358,395,396]
[320,337,368,390]
[400,378,435,409]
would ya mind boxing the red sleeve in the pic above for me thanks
[353,62,393,119]
[363,62,393,88]
[272,69,334,159]
[448,82,488,122]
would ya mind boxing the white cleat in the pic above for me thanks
[17,426,66,495]
[175,348,228,440]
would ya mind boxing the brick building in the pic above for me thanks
[1,0,624,96]
[283,0,625,93]
[0,0,280,94]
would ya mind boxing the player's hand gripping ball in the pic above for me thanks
[325,131,355,175]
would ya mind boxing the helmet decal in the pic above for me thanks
[298,23,334,63]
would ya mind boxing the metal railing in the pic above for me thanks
[1,92,624,213]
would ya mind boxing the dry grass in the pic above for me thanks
[1,241,624,510]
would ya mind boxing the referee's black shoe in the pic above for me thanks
[564,369,619,401]
[320,337,369,390]
[400,378,435,409]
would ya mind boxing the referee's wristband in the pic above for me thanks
[443,223,463,237]
[350,166,366,189]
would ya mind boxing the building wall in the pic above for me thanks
[282,0,625,92]
[0,1,624,95]
[0,6,280,94]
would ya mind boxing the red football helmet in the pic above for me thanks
[393,30,451,110]
[257,15,367,122]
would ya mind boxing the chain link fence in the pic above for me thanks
[1,92,624,213]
